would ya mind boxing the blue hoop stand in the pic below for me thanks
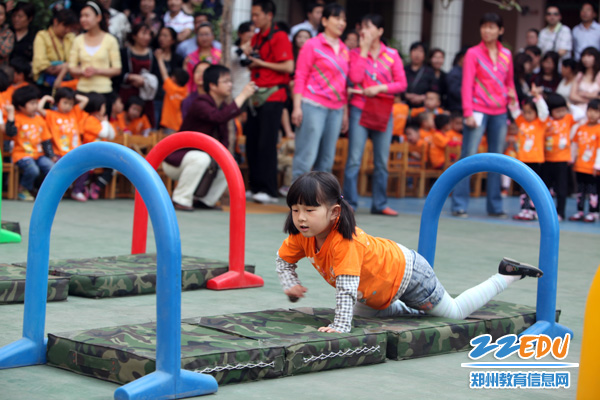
[417,153,573,340]
[0,142,218,399]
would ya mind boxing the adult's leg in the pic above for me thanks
[198,169,227,207]
[291,102,329,180]
[250,102,283,197]
[244,107,261,194]
[370,115,393,212]
[171,151,211,207]
[16,157,39,191]
[484,112,509,214]
[451,114,488,213]
[312,107,344,173]
[342,106,369,210]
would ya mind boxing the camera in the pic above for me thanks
[236,47,260,67]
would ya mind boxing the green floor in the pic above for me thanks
[0,197,595,399]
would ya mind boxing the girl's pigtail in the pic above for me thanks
[337,196,356,239]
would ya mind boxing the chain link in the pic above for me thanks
[303,345,381,364]
[193,361,275,374]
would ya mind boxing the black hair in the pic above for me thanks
[541,50,560,82]
[235,21,253,46]
[284,171,356,240]
[525,45,542,57]
[452,50,466,67]
[561,58,577,71]
[9,57,31,77]
[343,29,358,41]
[417,111,432,125]
[12,85,40,109]
[126,96,145,111]
[527,28,539,36]
[513,52,532,83]
[292,29,312,59]
[54,87,76,104]
[479,12,503,29]
[252,0,276,16]
[306,2,324,15]
[410,41,427,54]
[128,23,152,46]
[322,3,345,20]
[12,2,35,20]
[580,46,600,77]
[159,26,178,52]
[434,114,451,130]
[196,21,213,34]
[429,48,445,62]
[203,64,230,93]
[362,13,384,30]
[82,0,109,32]
[405,121,421,132]
[172,68,189,87]
[52,8,78,27]
[276,20,290,34]
[582,2,598,15]
[521,96,538,117]
[83,92,106,113]
[193,60,211,76]
[0,69,8,93]
[545,93,567,112]
[588,98,600,111]
[193,11,211,21]
[450,110,463,120]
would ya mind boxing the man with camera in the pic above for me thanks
[241,0,294,204]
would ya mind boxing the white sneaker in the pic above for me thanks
[252,192,278,204]
[71,191,88,202]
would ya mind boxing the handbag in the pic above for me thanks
[194,158,219,198]
[359,95,394,131]
[248,84,285,109]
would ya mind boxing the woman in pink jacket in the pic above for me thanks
[291,3,349,181]
[342,14,407,216]
[451,13,515,218]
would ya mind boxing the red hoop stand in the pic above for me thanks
[131,131,264,290]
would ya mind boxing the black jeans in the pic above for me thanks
[542,161,568,219]
[245,101,284,197]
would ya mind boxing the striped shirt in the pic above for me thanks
[462,41,515,117]
[348,43,407,110]
[294,34,349,110]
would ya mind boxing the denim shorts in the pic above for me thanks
[398,250,446,311]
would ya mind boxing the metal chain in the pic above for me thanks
[193,361,275,374]
[303,345,381,364]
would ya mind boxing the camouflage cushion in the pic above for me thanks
[13,253,256,298]
[292,307,487,361]
[0,264,68,304]
[46,322,285,386]
[1,220,21,235]
[186,309,387,376]
[466,299,561,341]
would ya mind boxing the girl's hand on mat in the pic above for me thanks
[318,326,340,333]
[285,284,307,299]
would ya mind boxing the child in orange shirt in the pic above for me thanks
[404,122,426,164]
[115,96,152,136]
[155,49,189,134]
[276,171,542,333]
[409,91,444,118]
[392,95,409,143]
[428,114,460,169]
[4,85,55,201]
[109,97,125,135]
[37,88,90,201]
[545,94,580,221]
[570,99,600,222]
[81,93,116,199]
[509,88,549,221]
[447,111,463,144]
[416,111,435,139]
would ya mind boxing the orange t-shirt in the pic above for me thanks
[545,114,575,163]
[408,139,426,165]
[515,115,546,164]
[419,128,434,139]
[80,113,104,144]
[410,106,445,118]
[115,112,152,136]
[572,124,600,175]
[278,226,406,310]
[392,103,409,139]
[11,113,52,163]
[45,106,84,156]
[160,77,187,131]
[447,129,462,144]
[429,131,450,169]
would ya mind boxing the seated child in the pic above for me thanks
[109,97,125,135]
[81,92,116,199]
[404,122,426,164]
[428,114,456,169]
[570,99,600,222]
[276,171,543,333]
[410,91,444,118]
[3,58,30,108]
[115,96,152,136]
[417,111,435,139]
[447,110,463,144]
[37,88,89,201]
[155,49,189,134]
[392,95,409,143]
[5,85,55,201]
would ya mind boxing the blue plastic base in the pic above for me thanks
[0,337,46,369]
[114,369,218,400]
[519,320,574,340]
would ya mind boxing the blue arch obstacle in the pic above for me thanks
[417,153,573,340]
[0,142,218,399]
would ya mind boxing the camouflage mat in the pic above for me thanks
[46,322,285,386]
[1,220,21,235]
[13,253,255,299]
[186,309,387,376]
[0,264,68,304]
[292,307,487,361]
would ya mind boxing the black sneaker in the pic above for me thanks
[452,210,468,218]
[498,257,543,279]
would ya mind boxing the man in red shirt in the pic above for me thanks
[242,0,294,204]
